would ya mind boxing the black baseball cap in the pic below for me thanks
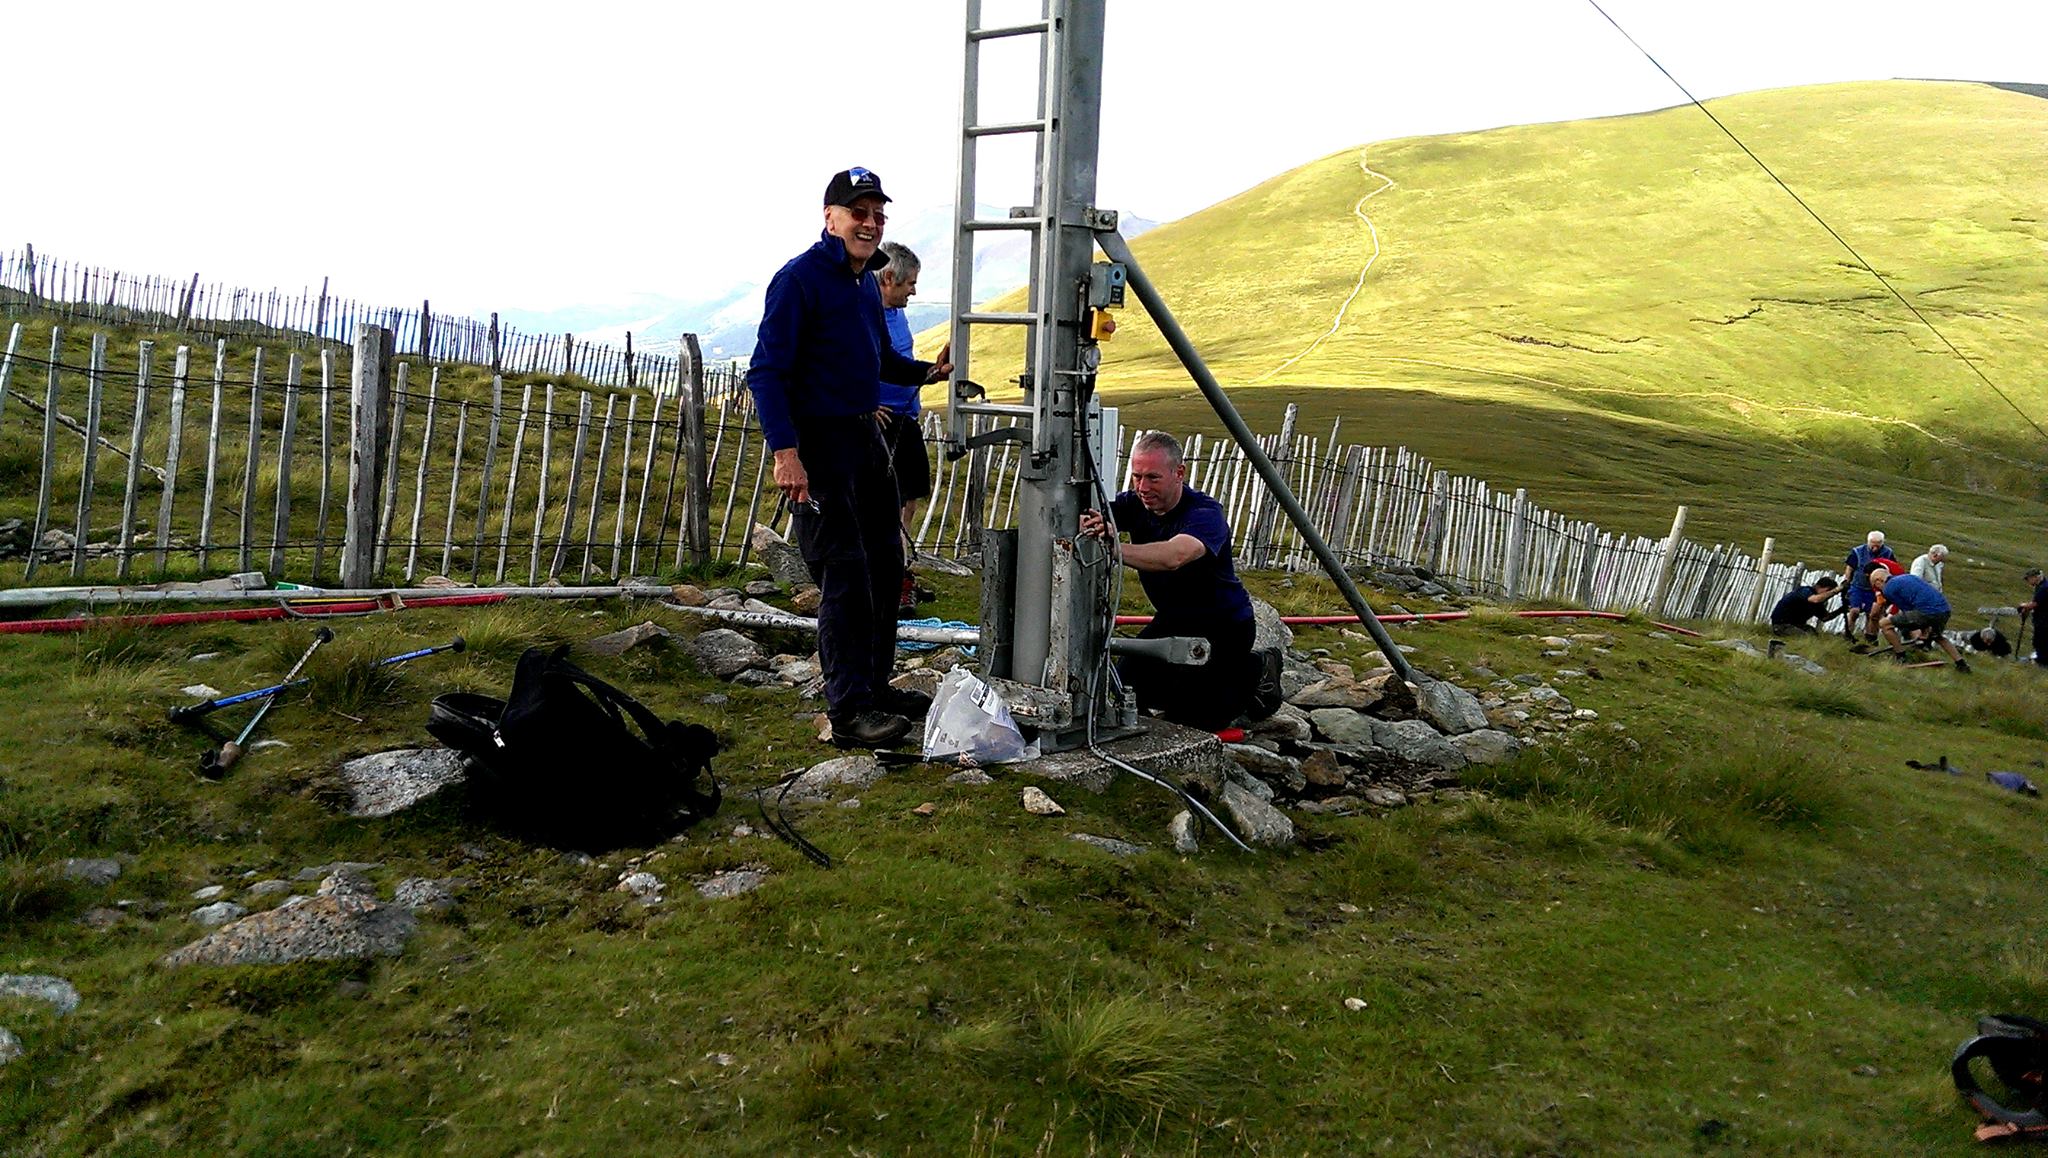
[824,166,891,208]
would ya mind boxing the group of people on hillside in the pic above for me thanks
[1767,530,2046,674]
[749,166,1265,749]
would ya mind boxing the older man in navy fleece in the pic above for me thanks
[748,166,949,749]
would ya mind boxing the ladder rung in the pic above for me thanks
[959,311,1039,326]
[956,402,1036,418]
[966,120,1049,139]
[963,218,1043,233]
[969,20,1051,42]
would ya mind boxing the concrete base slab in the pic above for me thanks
[1016,718,1232,795]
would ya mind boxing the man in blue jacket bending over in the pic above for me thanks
[1869,567,1969,673]
[749,167,949,748]
[1079,431,1258,731]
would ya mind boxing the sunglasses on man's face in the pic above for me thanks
[840,205,887,225]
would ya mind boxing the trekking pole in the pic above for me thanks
[172,635,466,725]
[196,635,464,778]
[196,627,334,778]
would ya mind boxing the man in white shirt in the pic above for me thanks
[1910,543,1948,591]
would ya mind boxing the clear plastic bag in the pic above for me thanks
[922,667,1038,764]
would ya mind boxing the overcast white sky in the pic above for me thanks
[9,0,2043,316]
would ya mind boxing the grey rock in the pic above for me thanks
[1526,685,1571,708]
[731,669,781,688]
[1220,781,1295,849]
[1225,742,1303,784]
[696,869,768,900]
[162,888,416,967]
[0,975,80,1016]
[1021,786,1066,816]
[78,907,125,929]
[686,628,767,679]
[181,684,222,699]
[191,885,226,901]
[246,879,294,899]
[192,901,247,926]
[1249,701,1312,745]
[1278,659,1322,701]
[1292,677,1372,710]
[1368,718,1469,773]
[1647,630,1673,640]
[1779,653,1826,675]
[837,798,862,809]
[1511,674,1543,686]
[1415,680,1489,735]
[749,524,814,590]
[743,579,781,597]
[393,878,457,914]
[317,867,377,901]
[740,598,784,616]
[1553,669,1587,680]
[1362,786,1410,809]
[924,647,970,674]
[294,861,380,882]
[0,1027,21,1065]
[1169,811,1200,854]
[577,621,674,658]
[782,753,884,802]
[1307,708,1375,748]
[1458,725,1523,762]
[1069,833,1147,857]
[61,858,121,886]
[946,769,996,786]
[1709,638,1765,658]
[339,749,468,819]
[1250,598,1294,652]
[776,659,820,685]
[616,872,665,905]
[1450,729,1523,765]
[1228,770,1276,802]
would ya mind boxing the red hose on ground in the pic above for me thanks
[0,592,509,635]
[1114,608,1705,638]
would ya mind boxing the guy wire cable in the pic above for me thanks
[1584,0,2048,448]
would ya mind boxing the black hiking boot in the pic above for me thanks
[1955,659,1973,674]
[829,711,912,750]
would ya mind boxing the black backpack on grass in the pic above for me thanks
[427,646,721,850]
[1953,1013,2048,1142]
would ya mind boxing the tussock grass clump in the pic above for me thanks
[1779,681,1877,719]
[1930,680,2048,742]
[71,620,181,672]
[300,638,406,717]
[1471,727,1849,855]
[1036,994,1218,1126]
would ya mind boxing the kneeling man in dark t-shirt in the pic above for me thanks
[1079,431,1255,731]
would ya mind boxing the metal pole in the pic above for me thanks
[1095,228,1415,683]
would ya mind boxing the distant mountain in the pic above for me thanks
[496,206,1158,363]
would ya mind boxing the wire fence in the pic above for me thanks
[0,322,1810,625]
[0,246,719,397]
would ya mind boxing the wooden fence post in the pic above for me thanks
[1643,504,1689,616]
[1742,536,1775,622]
[153,345,191,575]
[1503,487,1528,601]
[71,334,108,579]
[269,353,303,577]
[24,327,62,581]
[116,341,153,579]
[682,334,711,567]
[342,325,392,587]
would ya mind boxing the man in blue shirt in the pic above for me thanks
[748,167,950,748]
[875,241,933,617]
[1869,568,1969,671]
[1079,431,1257,730]
[1838,530,1896,643]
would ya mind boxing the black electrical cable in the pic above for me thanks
[1585,0,2048,448]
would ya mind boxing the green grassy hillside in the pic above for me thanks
[937,80,2048,614]
[5,577,2047,1154]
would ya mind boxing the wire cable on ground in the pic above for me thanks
[1584,0,2048,448]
